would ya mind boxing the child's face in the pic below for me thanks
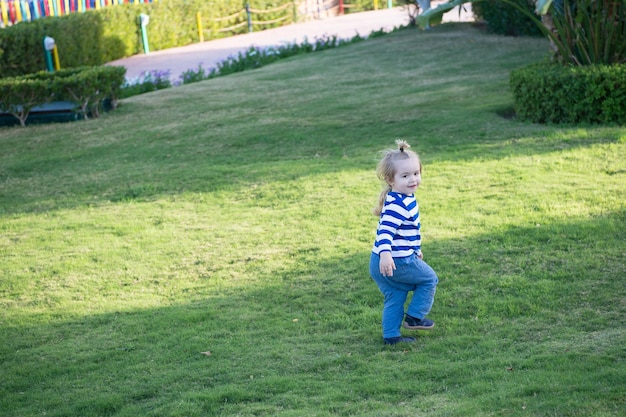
[390,156,421,195]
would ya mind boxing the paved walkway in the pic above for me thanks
[107,5,473,83]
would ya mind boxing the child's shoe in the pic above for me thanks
[402,314,435,330]
[383,336,416,345]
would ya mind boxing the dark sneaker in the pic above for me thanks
[402,315,435,330]
[383,336,416,345]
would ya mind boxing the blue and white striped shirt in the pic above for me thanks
[372,191,422,258]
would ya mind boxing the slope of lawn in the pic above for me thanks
[1,23,625,416]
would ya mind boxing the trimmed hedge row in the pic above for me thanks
[0,66,126,126]
[0,12,129,79]
[0,0,380,78]
[0,0,293,78]
[510,62,626,125]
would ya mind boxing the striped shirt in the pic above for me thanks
[372,191,422,258]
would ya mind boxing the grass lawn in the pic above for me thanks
[1,22,625,416]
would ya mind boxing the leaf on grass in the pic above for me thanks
[201,351,211,356]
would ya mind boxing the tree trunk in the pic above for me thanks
[541,11,559,57]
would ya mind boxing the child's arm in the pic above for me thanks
[375,198,406,277]
[379,251,396,277]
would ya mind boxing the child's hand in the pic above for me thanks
[379,252,396,277]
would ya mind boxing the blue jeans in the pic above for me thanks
[370,252,438,339]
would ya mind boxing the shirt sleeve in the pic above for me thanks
[374,199,409,253]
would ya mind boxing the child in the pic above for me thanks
[370,140,439,345]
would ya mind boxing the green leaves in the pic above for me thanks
[416,0,468,29]
[0,75,54,126]
[420,0,626,65]
[548,0,626,65]
[0,66,126,126]
[511,62,626,124]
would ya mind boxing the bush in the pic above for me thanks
[119,70,173,99]
[58,66,127,118]
[0,12,127,79]
[510,62,626,124]
[0,0,299,78]
[0,66,126,126]
[0,77,53,127]
[472,0,543,37]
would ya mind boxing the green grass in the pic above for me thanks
[1,23,625,416]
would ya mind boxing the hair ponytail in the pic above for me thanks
[373,184,391,216]
[397,139,410,153]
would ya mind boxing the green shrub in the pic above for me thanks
[0,13,125,79]
[0,0,301,78]
[0,66,126,126]
[0,76,53,126]
[119,69,172,99]
[57,66,127,117]
[510,62,626,124]
[472,0,543,36]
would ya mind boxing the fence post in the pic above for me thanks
[53,45,61,69]
[196,11,204,42]
[1,1,8,27]
[15,0,23,22]
[245,2,252,33]
[387,0,392,9]
[339,0,343,14]
[32,0,40,18]
[19,0,26,20]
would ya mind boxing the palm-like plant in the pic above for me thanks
[419,0,626,66]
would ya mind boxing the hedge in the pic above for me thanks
[0,0,382,78]
[472,0,542,37]
[510,62,626,125]
[0,66,126,126]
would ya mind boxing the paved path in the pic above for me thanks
[107,5,473,83]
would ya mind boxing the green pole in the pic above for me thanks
[139,14,150,54]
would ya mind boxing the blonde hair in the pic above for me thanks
[373,140,421,216]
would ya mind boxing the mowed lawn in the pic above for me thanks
[1,22,625,416]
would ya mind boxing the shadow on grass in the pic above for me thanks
[2,210,624,416]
